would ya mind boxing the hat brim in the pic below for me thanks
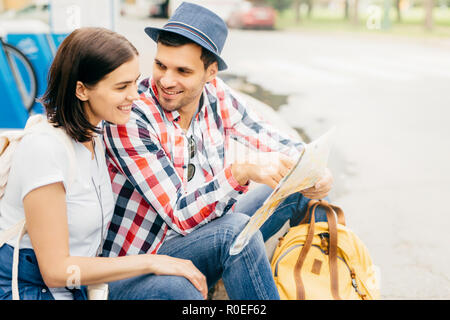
[144,26,228,71]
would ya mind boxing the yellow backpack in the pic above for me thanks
[271,199,380,300]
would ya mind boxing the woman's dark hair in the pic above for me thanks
[157,30,217,70]
[40,27,139,142]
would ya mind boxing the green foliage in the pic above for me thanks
[264,0,294,12]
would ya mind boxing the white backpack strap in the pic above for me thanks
[11,219,26,300]
[0,115,46,199]
[0,133,25,199]
[0,218,26,300]
[0,219,25,248]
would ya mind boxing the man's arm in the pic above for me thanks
[219,80,333,198]
[103,114,247,236]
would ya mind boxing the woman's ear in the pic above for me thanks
[205,62,218,83]
[75,81,89,101]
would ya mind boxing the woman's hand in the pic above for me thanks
[147,254,208,299]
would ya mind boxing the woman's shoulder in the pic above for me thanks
[5,128,76,202]
[15,130,73,164]
[21,129,68,150]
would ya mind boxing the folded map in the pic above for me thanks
[229,127,336,255]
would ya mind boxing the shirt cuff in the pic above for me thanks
[215,165,249,199]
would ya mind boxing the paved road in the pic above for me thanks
[223,29,450,300]
[117,16,450,299]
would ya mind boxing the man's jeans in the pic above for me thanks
[235,185,328,242]
[108,185,327,300]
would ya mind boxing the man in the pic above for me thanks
[102,2,332,299]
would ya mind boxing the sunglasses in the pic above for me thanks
[187,136,196,181]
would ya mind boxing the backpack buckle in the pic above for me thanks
[318,233,329,255]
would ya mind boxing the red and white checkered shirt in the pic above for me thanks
[101,76,304,257]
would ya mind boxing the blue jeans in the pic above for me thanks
[235,185,328,242]
[0,244,87,300]
[109,212,277,300]
[108,185,327,300]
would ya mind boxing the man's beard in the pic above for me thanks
[158,88,202,113]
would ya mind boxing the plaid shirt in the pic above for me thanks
[101,76,304,257]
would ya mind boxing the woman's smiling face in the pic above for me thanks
[79,55,141,127]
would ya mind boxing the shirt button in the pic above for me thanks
[42,288,47,293]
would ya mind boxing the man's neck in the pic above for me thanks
[178,94,204,131]
[178,109,196,131]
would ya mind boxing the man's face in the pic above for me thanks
[153,42,217,114]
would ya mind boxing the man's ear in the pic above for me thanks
[205,62,218,82]
[75,81,89,102]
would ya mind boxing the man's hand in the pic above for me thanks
[300,167,333,200]
[231,153,296,189]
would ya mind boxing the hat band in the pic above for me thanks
[164,21,219,53]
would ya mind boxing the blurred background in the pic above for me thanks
[0,0,449,299]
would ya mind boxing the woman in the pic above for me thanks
[0,27,207,300]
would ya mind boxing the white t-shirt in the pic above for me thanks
[0,131,114,300]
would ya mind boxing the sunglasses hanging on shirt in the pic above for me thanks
[187,136,196,181]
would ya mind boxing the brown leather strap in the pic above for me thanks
[323,204,341,300]
[294,199,344,300]
[297,199,319,226]
[319,199,346,226]
[330,203,346,226]
[297,199,346,226]
[294,201,319,300]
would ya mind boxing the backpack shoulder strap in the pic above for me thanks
[0,115,45,199]
[0,132,26,199]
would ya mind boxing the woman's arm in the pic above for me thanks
[23,181,207,298]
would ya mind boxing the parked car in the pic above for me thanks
[168,0,241,21]
[227,1,276,30]
[149,0,169,18]
[120,0,169,18]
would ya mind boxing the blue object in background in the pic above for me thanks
[50,33,68,50]
[6,33,55,114]
[0,41,29,129]
[0,30,68,128]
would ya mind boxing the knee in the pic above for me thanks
[217,213,266,254]
[108,274,204,300]
[216,212,250,241]
[157,275,204,300]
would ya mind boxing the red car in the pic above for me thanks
[227,1,276,30]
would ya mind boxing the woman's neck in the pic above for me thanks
[81,138,95,160]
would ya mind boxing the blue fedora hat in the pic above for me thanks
[144,2,228,71]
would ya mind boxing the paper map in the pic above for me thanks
[229,127,336,255]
